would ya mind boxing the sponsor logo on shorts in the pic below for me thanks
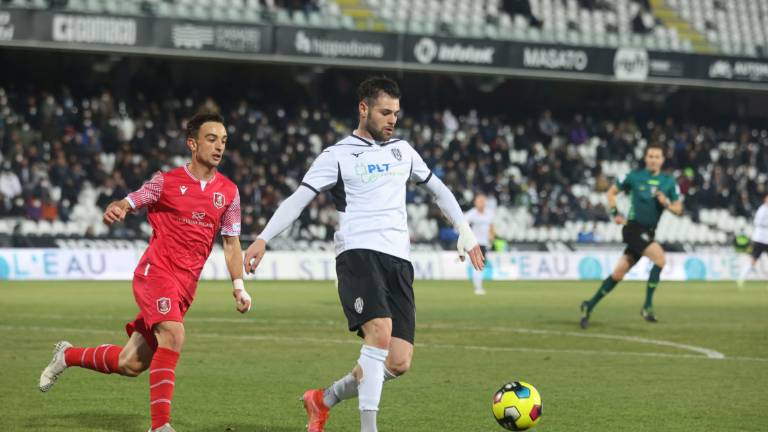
[157,297,171,315]
[354,297,364,314]
[641,233,650,242]
[213,192,225,208]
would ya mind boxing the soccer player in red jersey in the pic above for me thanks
[38,112,252,432]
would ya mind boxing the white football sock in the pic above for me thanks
[383,367,397,382]
[357,345,388,412]
[473,268,484,292]
[324,373,355,408]
[360,410,378,432]
[323,366,399,409]
[738,262,753,283]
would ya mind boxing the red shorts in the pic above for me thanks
[125,270,194,350]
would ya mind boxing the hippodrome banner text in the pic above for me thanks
[1,249,764,281]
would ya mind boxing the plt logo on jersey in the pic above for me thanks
[355,161,407,184]
[367,163,391,173]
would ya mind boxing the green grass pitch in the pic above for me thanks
[1,280,767,431]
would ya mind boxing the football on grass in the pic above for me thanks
[492,381,542,430]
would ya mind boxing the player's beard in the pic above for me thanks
[365,118,391,142]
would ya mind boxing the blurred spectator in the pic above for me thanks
[501,0,543,28]
[631,0,656,34]
[1,82,766,246]
[538,110,560,141]
[0,161,22,215]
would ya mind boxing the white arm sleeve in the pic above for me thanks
[423,175,465,228]
[257,186,317,242]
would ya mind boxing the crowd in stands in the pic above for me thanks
[0,84,765,242]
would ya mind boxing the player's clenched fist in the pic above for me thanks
[655,191,670,208]
[232,278,252,313]
[243,238,267,274]
[103,200,129,225]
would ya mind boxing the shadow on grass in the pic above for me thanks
[25,411,144,431]
[189,423,296,432]
[26,413,297,432]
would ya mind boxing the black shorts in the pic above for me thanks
[622,222,656,262]
[480,245,488,256]
[752,242,768,259]
[336,249,416,344]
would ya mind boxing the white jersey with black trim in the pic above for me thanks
[752,203,768,244]
[465,207,494,247]
[300,134,432,261]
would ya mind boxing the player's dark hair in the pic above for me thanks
[644,143,665,156]
[357,76,401,106]
[186,111,225,141]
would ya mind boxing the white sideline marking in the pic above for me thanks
[11,314,728,360]
[424,323,728,359]
[1,323,764,363]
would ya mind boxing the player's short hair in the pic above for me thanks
[186,111,225,141]
[644,143,665,156]
[357,76,401,106]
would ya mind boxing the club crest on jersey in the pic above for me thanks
[391,148,402,161]
[213,192,225,208]
[157,297,171,315]
[180,185,188,195]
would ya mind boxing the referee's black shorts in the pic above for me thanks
[622,221,656,262]
[335,249,416,344]
[751,241,768,260]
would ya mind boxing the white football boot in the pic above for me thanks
[39,341,72,392]
[149,423,176,432]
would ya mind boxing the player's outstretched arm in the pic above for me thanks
[606,184,625,225]
[223,235,251,313]
[107,171,163,226]
[422,176,484,271]
[102,199,132,225]
[244,186,317,273]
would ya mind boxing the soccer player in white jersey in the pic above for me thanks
[464,193,495,295]
[737,194,768,288]
[243,77,484,432]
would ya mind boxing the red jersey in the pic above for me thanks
[127,165,241,299]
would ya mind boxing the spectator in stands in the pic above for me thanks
[0,161,22,216]
[41,197,59,222]
[1,82,766,247]
[631,0,655,34]
[538,110,559,142]
[568,114,589,145]
[501,0,543,29]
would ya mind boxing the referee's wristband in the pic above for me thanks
[232,278,245,291]
[609,207,619,217]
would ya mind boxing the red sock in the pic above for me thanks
[149,347,180,429]
[64,345,122,374]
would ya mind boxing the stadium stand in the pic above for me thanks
[4,0,766,57]
[0,83,763,247]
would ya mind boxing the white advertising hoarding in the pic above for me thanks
[0,249,765,281]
